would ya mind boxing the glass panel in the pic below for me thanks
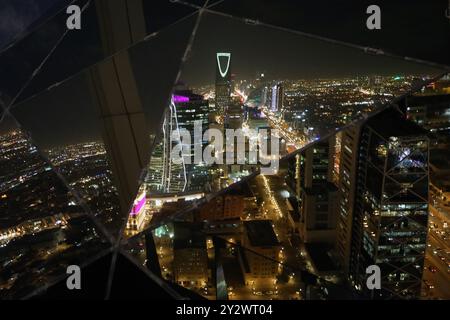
[0,0,203,107]
[156,10,443,192]
[0,113,110,299]
[0,0,71,50]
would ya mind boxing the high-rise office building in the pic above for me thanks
[343,108,429,299]
[126,186,147,231]
[336,125,360,275]
[298,138,338,243]
[270,83,284,112]
[146,140,165,192]
[405,77,450,135]
[225,96,243,130]
[158,91,210,193]
[172,90,210,192]
[215,52,232,115]
[161,98,188,193]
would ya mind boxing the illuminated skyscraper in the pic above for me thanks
[225,96,243,130]
[215,52,232,115]
[172,90,210,191]
[146,140,165,192]
[161,97,188,193]
[270,83,284,112]
[298,138,338,244]
[345,108,429,299]
[126,185,147,231]
[159,91,210,193]
[403,77,450,299]
[336,125,360,275]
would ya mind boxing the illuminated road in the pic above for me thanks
[422,190,450,299]
[423,248,450,299]
[244,175,308,298]
[261,106,309,151]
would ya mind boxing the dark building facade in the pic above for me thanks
[215,52,232,115]
[298,138,338,244]
[346,108,429,299]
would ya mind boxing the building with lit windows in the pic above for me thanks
[146,140,165,192]
[298,138,338,244]
[347,108,429,299]
[225,96,243,130]
[173,222,209,289]
[239,220,281,291]
[171,90,210,192]
[270,83,284,113]
[198,191,245,221]
[160,91,210,193]
[336,125,360,275]
[215,52,232,115]
[126,186,147,231]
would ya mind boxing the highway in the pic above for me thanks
[261,106,309,151]
[422,190,450,299]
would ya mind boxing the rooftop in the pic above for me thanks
[243,220,279,247]
[173,222,206,250]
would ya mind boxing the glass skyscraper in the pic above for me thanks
[348,108,429,299]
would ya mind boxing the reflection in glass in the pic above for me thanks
[0,117,110,299]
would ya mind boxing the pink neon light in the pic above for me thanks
[173,95,190,103]
[130,193,146,216]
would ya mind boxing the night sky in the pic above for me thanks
[208,0,450,67]
[182,11,444,86]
